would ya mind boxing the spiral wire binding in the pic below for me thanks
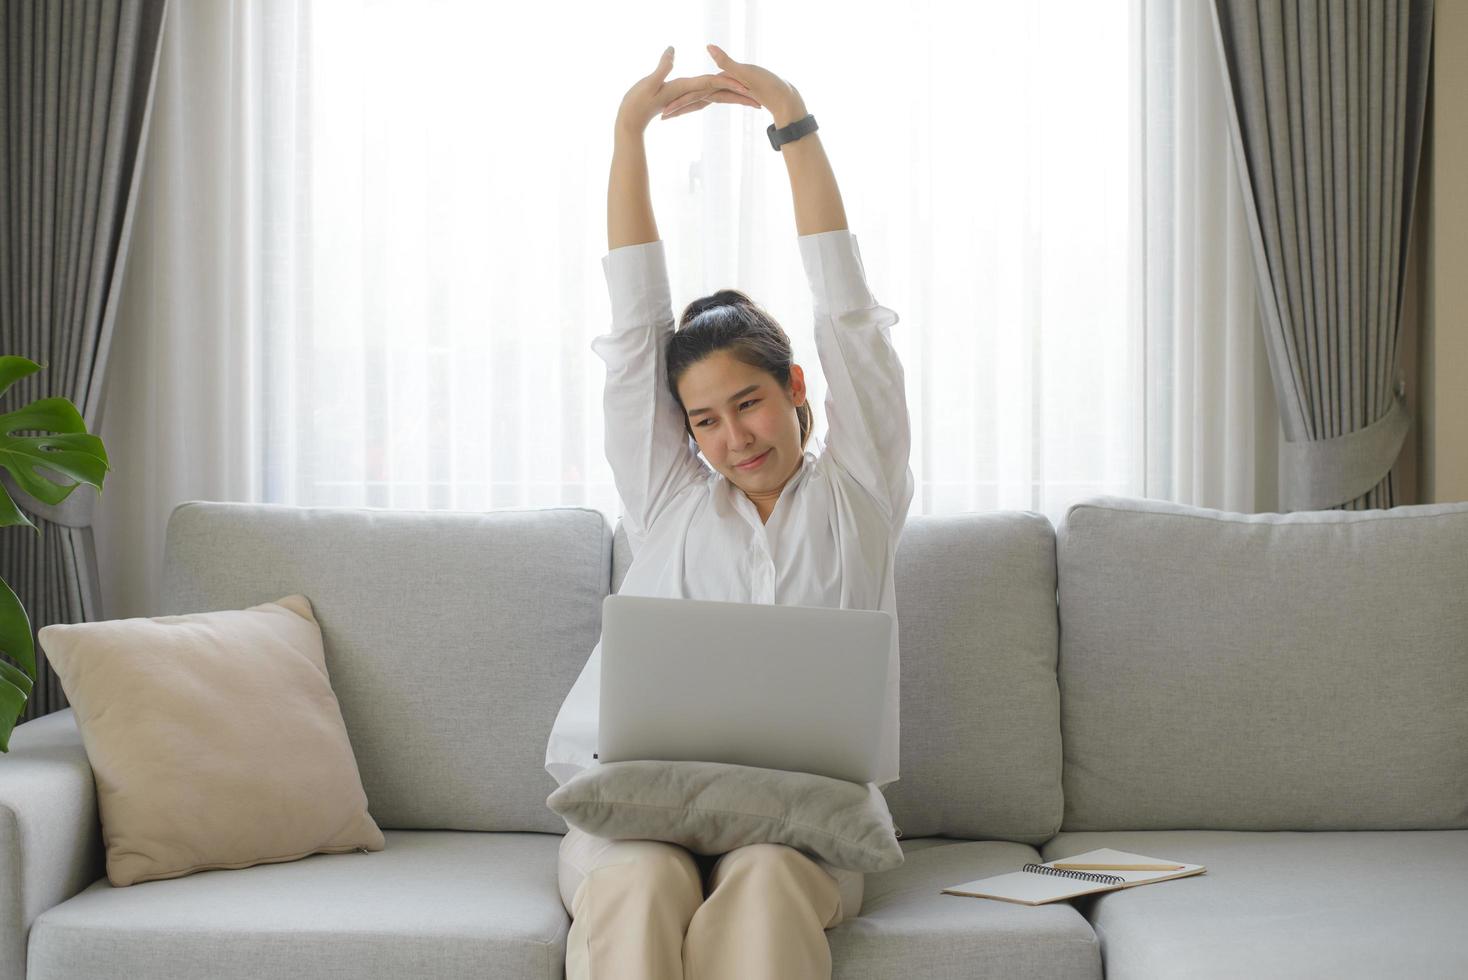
[1021,863,1124,886]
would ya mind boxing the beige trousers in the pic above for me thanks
[557,825,862,980]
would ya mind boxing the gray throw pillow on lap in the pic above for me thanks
[546,760,905,873]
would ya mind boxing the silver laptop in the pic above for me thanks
[597,594,893,783]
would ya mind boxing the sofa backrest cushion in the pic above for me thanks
[1057,495,1468,832]
[162,502,611,834]
[615,511,1065,844]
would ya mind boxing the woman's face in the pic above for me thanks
[677,350,808,494]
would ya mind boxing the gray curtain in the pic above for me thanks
[0,0,167,721]
[1210,0,1433,511]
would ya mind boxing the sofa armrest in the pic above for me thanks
[0,708,105,980]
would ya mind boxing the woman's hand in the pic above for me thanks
[661,45,806,124]
[616,47,760,137]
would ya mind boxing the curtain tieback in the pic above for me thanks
[1280,384,1411,512]
[0,468,97,528]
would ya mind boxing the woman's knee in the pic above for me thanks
[571,839,703,915]
[712,842,825,887]
[612,840,703,885]
[709,844,844,924]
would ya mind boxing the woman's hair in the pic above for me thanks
[665,288,814,448]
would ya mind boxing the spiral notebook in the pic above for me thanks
[941,848,1206,906]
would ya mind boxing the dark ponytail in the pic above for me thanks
[665,288,813,448]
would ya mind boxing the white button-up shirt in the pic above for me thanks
[545,229,914,791]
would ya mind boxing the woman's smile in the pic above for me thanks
[736,448,771,470]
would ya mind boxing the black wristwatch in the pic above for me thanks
[768,113,818,150]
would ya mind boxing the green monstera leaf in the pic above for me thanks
[0,355,110,752]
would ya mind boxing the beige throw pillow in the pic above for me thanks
[39,594,385,886]
[547,760,904,873]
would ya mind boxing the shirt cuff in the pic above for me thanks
[602,240,672,328]
[798,229,879,315]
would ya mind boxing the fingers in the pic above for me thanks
[661,92,708,119]
[661,90,762,120]
[654,46,674,80]
[665,73,749,100]
[683,90,760,111]
[661,99,705,120]
[707,43,735,66]
[663,92,717,117]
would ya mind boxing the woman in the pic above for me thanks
[545,43,915,980]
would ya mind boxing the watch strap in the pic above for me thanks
[767,113,818,150]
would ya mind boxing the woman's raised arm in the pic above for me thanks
[595,51,758,544]
[662,45,847,236]
[607,133,658,251]
[611,48,756,250]
[660,48,912,523]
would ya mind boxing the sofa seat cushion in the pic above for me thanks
[830,838,1100,979]
[1041,830,1468,979]
[27,831,567,980]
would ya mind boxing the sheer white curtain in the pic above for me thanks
[96,0,1276,622]
[1141,0,1279,511]
[96,0,293,625]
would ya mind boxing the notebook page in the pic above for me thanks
[941,870,1118,906]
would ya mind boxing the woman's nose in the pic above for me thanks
[725,420,753,450]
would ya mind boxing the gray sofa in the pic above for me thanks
[5,494,1467,979]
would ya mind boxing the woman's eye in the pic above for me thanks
[694,400,758,428]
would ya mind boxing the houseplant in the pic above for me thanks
[0,355,110,752]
